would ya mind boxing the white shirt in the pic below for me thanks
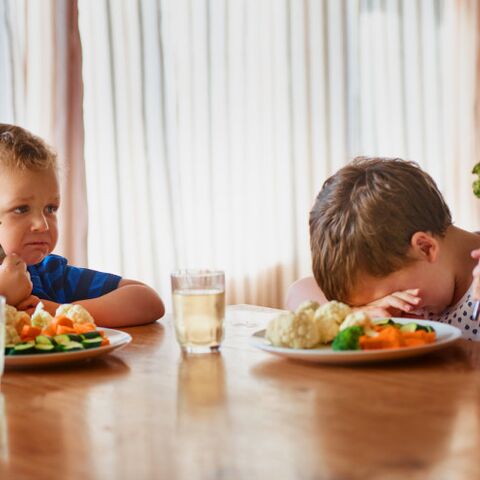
[414,281,480,341]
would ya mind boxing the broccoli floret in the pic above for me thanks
[472,163,480,198]
[474,179,480,199]
[332,326,364,351]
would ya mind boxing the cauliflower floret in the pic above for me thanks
[266,311,320,349]
[313,301,352,343]
[315,300,352,324]
[31,302,55,330]
[5,304,30,335]
[340,311,377,337]
[295,300,320,319]
[5,325,21,345]
[55,304,95,326]
[340,311,373,331]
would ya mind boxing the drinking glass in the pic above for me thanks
[171,270,225,354]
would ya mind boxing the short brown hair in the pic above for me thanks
[309,157,452,302]
[0,124,57,171]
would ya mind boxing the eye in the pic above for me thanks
[13,205,29,214]
[45,204,59,214]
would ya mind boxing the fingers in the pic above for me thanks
[388,290,421,311]
[353,306,396,318]
[472,248,480,260]
[1,253,25,270]
[16,295,40,311]
[369,289,422,313]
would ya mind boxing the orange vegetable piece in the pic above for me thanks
[56,325,77,335]
[42,324,57,337]
[360,325,436,350]
[74,323,96,334]
[101,337,110,347]
[21,325,42,341]
[55,316,74,328]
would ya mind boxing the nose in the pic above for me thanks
[31,213,49,232]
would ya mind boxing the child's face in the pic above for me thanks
[0,165,60,265]
[347,259,455,314]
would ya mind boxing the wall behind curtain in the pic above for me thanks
[78,0,480,309]
[0,0,87,265]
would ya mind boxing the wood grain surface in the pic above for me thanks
[0,305,477,480]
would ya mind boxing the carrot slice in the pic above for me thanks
[74,323,96,334]
[21,325,42,341]
[55,316,74,328]
[56,325,77,335]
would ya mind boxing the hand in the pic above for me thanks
[0,254,32,306]
[37,299,61,316]
[354,289,422,318]
[471,249,480,300]
[16,294,41,316]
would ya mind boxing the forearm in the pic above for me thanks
[74,285,165,328]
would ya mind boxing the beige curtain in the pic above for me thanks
[0,0,87,265]
[77,0,480,310]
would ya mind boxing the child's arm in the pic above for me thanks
[354,289,422,318]
[40,279,165,328]
[285,277,328,310]
[471,249,480,301]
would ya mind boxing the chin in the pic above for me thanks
[25,253,48,265]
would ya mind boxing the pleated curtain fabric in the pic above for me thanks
[0,0,87,266]
[80,0,480,308]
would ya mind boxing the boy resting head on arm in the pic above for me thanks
[0,123,164,327]
[308,157,480,340]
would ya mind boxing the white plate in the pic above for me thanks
[4,328,132,368]
[250,318,462,364]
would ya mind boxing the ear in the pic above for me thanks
[410,231,439,262]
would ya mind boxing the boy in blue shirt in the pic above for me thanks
[0,124,164,327]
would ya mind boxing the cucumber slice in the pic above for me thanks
[35,335,53,346]
[81,331,102,339]
[82,338,102,349]
[58,341,84,352]
[53,334,71,346]
[5,344,15,355]
[34,343,55,353]
[374,318,395,326]
[414,324,434,333]
[400,322,418,333]
[66,334,83,343]
[12,342,36,355]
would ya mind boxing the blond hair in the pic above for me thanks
[309,157,452,302]
[0,124,57,171]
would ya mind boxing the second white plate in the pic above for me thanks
[250,318,462,364]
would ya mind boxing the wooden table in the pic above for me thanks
[1,304,480,480]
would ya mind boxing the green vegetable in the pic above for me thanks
[374,318,395,327]
[82,338,102,349]
[11,342,36,355]
[66,334,83,343]
[57,341,84,352]
[332,326,364,351]
[81,331,102,340]
[53,334,71,346]
[472,163,480,198]
[35,335,53,345]
[400,322,418,333]
[34,343,55,353]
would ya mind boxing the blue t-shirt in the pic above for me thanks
[27,254,122,303]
